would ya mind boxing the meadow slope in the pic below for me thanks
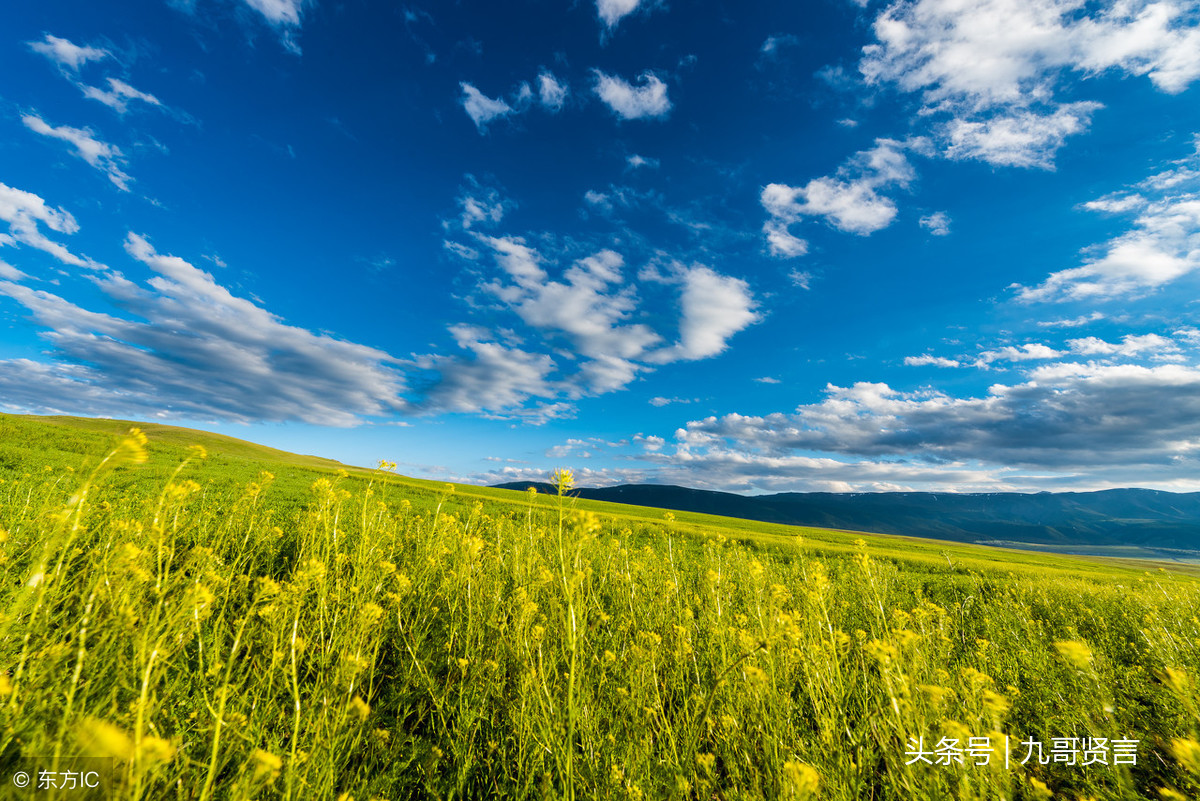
[1,414,1199,800]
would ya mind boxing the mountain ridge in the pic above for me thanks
[493,481,1200,550]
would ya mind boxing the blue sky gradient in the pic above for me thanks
[2,0,1200,492]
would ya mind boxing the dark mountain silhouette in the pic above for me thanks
[493,482,1200,550]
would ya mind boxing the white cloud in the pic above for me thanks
[417,325,561,419]
[593,71,671,120]
[583,190,613,213]
[242,0,304,27]
[863,0,1200,106]
[1084,193,1146,213]
[905,354,960,367]
[787,269,813,290]
[1017,143,1200,301]
[975,343,1064,365]
[22,114,132,191]
[918,210,951,235]
[682,360,1200,471]
[81,78,163,114]
[943,103,1101,169]
[860,0,1200,168]
[1068,333,1180,358]
[762,138,915,242]
[456,179,510,229]
[754,376,781,384]
[0,182,92,268]
[538,71,568,111]
[0,261,26,281]
[438,233,760,403]
[763,220,808,258]
[28,34,109,71]
[649,396,694,407]
[760,34,800,56]
[478,243,660,393]
[460,83,513,132]
[1037,311,1105,328]
[596,0,645,29]
[0,233,409,425]
[626,154,659,169]
[647,265,759,363]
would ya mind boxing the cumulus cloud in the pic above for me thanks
[460,83,513,132]
[860,0,1200,168]
[761,138,916,252]
[0,233,409,425]
[436,228,760,406]
[81,78,163,114]
[1016,141,1200,300]
[663,267,758,361]
[22,114,132,191]
[593,71,671,120]
[28,34,110,71]
[1068,333,1180,359]
[474,349,1200,489]
[476,242,660,393]
[0,182,93,268]
[681,361,1200,471]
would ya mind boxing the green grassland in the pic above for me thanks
[1,413,1199,800]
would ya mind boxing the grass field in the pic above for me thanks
[2,413,1199,800]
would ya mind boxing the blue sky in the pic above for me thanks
[2,0,1200,493]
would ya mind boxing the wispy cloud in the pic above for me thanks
[28,34,110,71]
[904,354,960,367]
[537,71,568,111]
[22,114,132,191]
[461,72,569,132]
[918,211,950,235]
[81,78,163,114]
[242,0,304,27]
[626,154,659,170]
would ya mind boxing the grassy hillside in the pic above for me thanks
[2,413,1199,799]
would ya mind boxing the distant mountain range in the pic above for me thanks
[493,482,1200,551]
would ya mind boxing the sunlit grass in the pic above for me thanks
[2,419,1200,799]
